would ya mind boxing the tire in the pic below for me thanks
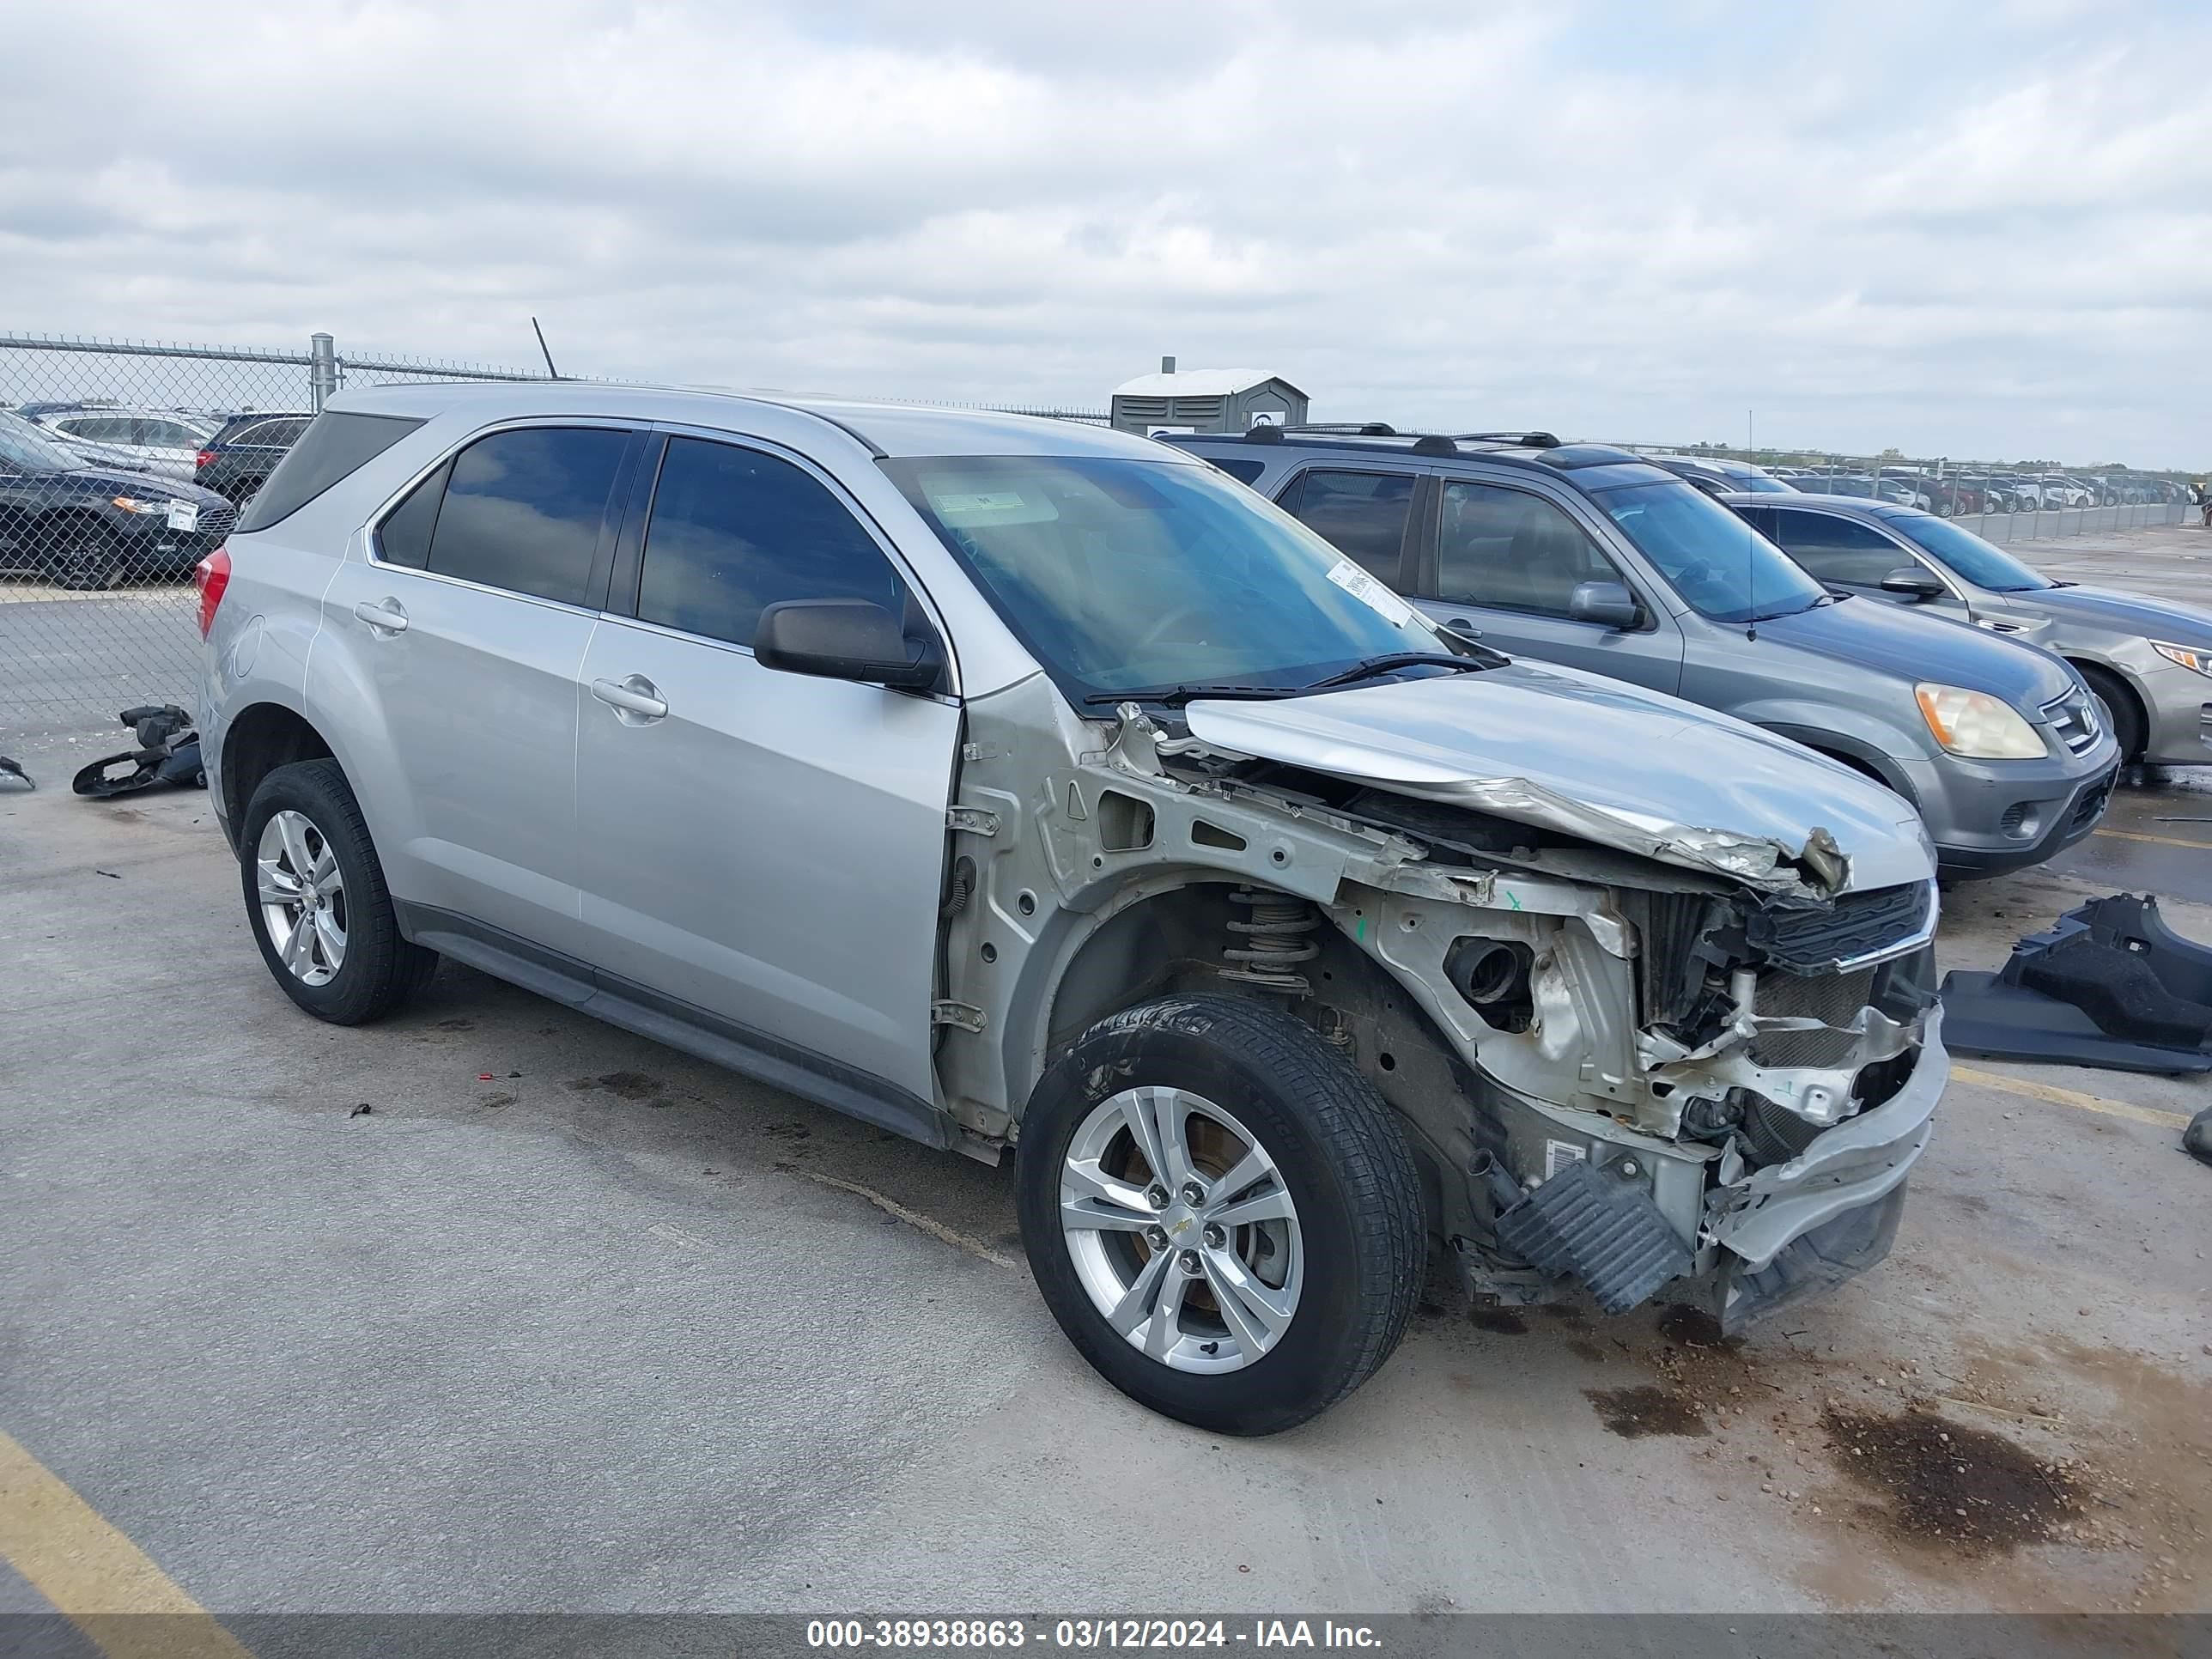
[239,759,438,1024]
[1015,994,1423,1435]
[2075,665,2145,763]
[49,520,126,591]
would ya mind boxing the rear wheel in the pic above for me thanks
[240,759,438,1024]
[1016,994,1423,1435]
[2076,665,2144,763]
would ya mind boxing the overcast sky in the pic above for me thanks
[7,1,2209,465]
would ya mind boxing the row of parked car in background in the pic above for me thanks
[1649,452,2193,515]
[0,402,308,587]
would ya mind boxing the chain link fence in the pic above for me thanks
[1604,442,2196,541]
[0,326,2193,738]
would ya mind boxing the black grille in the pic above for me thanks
[1749,967,1877,1069]
[1751,882,1932,975]
[2069,769,2117,833]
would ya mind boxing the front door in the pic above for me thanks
[1409,476,1685,694]
[572,432,960,1103]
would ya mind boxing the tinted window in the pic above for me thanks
[1285,469,1415,582]
[1765,509,1912,586]
[637,437,902,647]
[264,418,312,446]
[375,459,451,569]
[62,416,125,441]
[424,427,629,605]
[1207,457,1267,486]
[237,411,426,531]
[137,420,202,447]
[1434,481,1626,618]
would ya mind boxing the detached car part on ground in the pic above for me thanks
[1174,429,2118,878]
[201,389,1947,1434]
[1730,493,2212,767]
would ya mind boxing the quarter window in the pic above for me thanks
[375,459,451,569]
[1283,469,1415,583]
[1434,481,1626,618]
[1766,510,1913,586]
[422,427,630,605]
[636,436,906,649]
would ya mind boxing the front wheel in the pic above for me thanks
[1016,994,1423,1435]
[50,521,126,590]
[2076,665,2145,763]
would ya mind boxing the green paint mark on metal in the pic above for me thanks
[1356,915,1367,941]
[1507,890,1522,911]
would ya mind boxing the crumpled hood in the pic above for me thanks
[1183,665,1934,895]
[2031,585,2212,647]
[1756,594,2075,708]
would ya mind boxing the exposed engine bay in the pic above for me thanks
[934,678,1947,1333]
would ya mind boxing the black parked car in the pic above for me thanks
[0,411,234,588]
[194,410,313,503]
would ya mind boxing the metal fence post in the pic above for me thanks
[309,332,337,411]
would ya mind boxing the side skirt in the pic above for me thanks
[395,902,952,1151]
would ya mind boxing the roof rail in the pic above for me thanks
[1273,422,1398,436]
[1452,430,1562,448]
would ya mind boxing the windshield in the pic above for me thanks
[1594,479,1828,623]
[882,455,1444,699]
[1887,514,2052,592]
[0,410,82,473]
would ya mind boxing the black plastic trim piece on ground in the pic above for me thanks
[1939,892,2212,1074]
[1494,1155,1692,1315]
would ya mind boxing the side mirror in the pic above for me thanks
[1567,580,1640,630]
[755,598,943,692]
[1878,566,1945,599]
[1437,617,1485,647]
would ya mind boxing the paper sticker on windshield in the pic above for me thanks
[926,486,1059,526]
[1326,558,1414,628]
[166,501,198,532]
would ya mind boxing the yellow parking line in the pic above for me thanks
[0,1430,252,1659]
[1951,1065,2192,1130]
[2093,827,2212,851]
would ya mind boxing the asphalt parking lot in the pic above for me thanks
[1,529,2207,1633]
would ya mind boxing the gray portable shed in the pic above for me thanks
[1110,359,1309,436]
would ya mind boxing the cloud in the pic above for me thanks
[1,0,2206,465]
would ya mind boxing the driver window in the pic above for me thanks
[1435,481,1624,619]
[1768,511,1913,586]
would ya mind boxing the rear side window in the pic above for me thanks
[422,427,630,606]
[1433,481,1626,618]
[374,459,452,569]
[236,411,425,532]
[1765,509,1909,586]
[636,436,904,647]
[1206,457,1267,486]
[1283,469,1415,583]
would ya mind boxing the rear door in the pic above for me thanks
[571,429,960,1103]
[1407,473,1685,694]
[1273,465,1422,587]
[320,421,641,957]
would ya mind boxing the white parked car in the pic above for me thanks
[30,407,223,483]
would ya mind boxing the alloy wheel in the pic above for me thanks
[1059,1086,1303,1373]
[256,809,347,985]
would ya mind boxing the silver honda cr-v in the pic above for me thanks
[199,386,1947,1434]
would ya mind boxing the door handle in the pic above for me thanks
[591,674,669,722]
[353,599,409,635]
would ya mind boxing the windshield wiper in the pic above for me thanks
[1299,650,1504,691]
[1080,683,1304,708]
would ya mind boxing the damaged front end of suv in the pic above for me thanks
[938,664,1944,1334]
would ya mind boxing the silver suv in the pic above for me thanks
[200,386,1948,1434]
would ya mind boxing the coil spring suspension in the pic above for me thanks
[1222,887,1319,996]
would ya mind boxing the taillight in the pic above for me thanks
[195,448,216,470]
[195,546,230,639]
